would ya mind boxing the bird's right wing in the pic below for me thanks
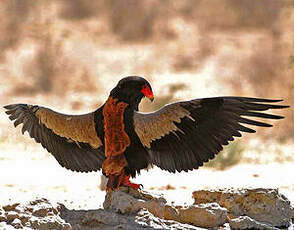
[4,104,105,172]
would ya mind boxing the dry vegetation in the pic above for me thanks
[1,0,293,148]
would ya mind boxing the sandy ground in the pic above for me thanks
[0,143,294,210]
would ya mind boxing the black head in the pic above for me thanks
[110,76,154,110]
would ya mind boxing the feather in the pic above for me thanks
[4,104,105,172]
[134,96,288,173]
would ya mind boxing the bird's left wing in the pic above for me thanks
[133,97,289,173]
[4,104,105,172]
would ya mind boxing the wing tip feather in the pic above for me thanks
[3,104,14,110]
[237,97,285,103]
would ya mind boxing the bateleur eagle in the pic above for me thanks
[4,76,289,190]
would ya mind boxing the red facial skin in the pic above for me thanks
[141,85,154,101]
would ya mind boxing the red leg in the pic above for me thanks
[122,175,142,190]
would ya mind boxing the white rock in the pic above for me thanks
[193,188,293,227]
[229,216,280,230]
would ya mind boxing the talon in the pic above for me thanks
[122,175,143,190]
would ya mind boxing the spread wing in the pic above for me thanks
[4,104,105,172]
[134,97,289,173]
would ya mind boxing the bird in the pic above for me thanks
[4,76,289,191]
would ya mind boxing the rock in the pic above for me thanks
[193,188,293,228]
[0,199,71,230]
[18,213,30,226]
[1,187,293,229]
[61,205,205,230]
[32,200,58,217]
[0,209,5,222]
[0,221,20,230]
[11,218,23,229]
[6,211,20,223]
[0,193,207,230]
[229,216,280,230]
[136,209,204,230]
[164,203,227,228]
[3,203,20,212]
[103,187,167,218]
[29,215,71,230]
[104,187,227,228]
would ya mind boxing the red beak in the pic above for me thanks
[141,85,154,102]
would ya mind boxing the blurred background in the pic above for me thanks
[0,0,293,209]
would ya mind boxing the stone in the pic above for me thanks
[0,221,18,230]
[29,216,71,230]
[1,199,71,230]
[104,187,227,228]
[3,203,20,212]
[11,218,23,229]
[6,211,20,223]
[164,203,227,228]
[0,208,5,222]
[18,213,30,226]
[32,202,57,217]
[1,187,293,230]
[193,188,293,227]
[229,216,280,230]
[136,209,204,230]
[103,187,167,218]
[60,205,205,230]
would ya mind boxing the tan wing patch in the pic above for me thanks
[134,103,196,148]
[103,97,130,157]
[35,108,102,148]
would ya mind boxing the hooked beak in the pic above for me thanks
[141,84,154,102]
